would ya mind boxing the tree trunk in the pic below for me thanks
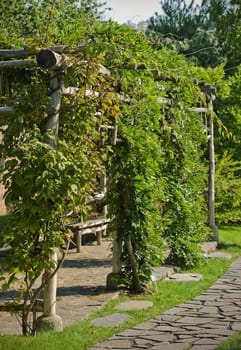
[125,238,143,293]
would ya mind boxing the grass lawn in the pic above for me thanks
[1,225,241,350]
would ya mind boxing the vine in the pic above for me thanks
[0,9,228,331]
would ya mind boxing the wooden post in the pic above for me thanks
[96,230,102,246]
[36,49,65,332]
[106,232,122,291]
[0,127,7,215]
[43,59,63,323]
[208,99,219,242]
[76,230,82,253]
[45,69,62,148]
[112,236,122,273]
[99,173,107,217]
[43,253,58,316]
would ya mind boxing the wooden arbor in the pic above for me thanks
[0,46,220,330]
[0,46,112,332]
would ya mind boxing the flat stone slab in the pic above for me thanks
[152,266,176,281]
[152,344,190,350]
[91,313,130,328]
[115,300,153,311]
[166,273,203,282]
[206,252,232,259]
[199,241,217,253]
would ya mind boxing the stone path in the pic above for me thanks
[88,256,241,350]
[0,239,240,350]
[0,240,116,335]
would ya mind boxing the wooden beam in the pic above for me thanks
[0,48,31,59]
[44,45,86,55]
[199,86,218,94]
[157,97,170,105]
[0,59,34,68]
[0,106,13,115]
[190,107,208,113]
[0,45,86,59]
[0,48,220,95]
[125,63,219,92]
[37,49,63,69]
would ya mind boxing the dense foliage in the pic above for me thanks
[145,0,241,225]
[0,41,115,334]
[0,0,235,333]
[214,66,241,224]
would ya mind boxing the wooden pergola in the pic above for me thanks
[0,45,219,331]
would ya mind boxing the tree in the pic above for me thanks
[146,0,224,68]
[208,0,241,72]
[185,28,225,68]
[146,0,208,43]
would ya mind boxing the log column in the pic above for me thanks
[36,49,65,332]
[208,96,219,242]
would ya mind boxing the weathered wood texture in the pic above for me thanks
[0,45,86,59]
[70,217,110,252]
[0,130,7,215]
[208,106,219,242]
[0,59,34,68]
[0,106,13,116]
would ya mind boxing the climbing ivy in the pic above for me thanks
[0,5,228,323]
[0,51,116,333]
[93,23,217,286]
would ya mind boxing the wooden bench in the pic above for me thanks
[0,218,110,257]
[69,217,110,252]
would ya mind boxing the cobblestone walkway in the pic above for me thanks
[0,240,115,335]
[89,256,241,350]
[1,242,241,350]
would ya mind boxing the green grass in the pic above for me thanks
[1,225,241,350]
[216,333,241,350]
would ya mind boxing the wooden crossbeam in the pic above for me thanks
[0,46,86,59]
[0,46,219,94]
[0,106,13,115]
[0,59,34,68]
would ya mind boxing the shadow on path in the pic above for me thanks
[57,284,107,297]
[62,258,111,269]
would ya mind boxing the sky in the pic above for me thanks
[103,0,162,24]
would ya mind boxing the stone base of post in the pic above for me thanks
[36,314,63,333]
